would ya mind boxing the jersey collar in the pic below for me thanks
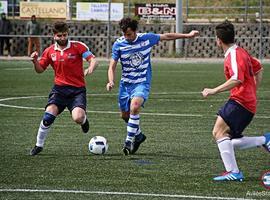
[125,34,139,43]
[224,44,237,57]
[54,40,71,51]
[132,34,139,43]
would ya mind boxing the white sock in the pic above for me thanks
[217,137,239,173]
[82,115,87,125]
[36,121,51,147]
[126,114,140,142]
[232,136,266,150]
[135,127,142,136]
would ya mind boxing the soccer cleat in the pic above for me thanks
[122,141,133,155]
[263,133,270,153]
[30,146,43,156]
[213,171,244,181]
[81,118,89,133]
[131,133,146,154]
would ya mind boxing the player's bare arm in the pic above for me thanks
[30,51,44,73]
[84,57,98,76]
[255,69,263,90]
[202,78,240,98]
[106,59,118,91]
[159,30,199,41]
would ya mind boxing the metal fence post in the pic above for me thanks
[186,0,189,19]
[176,0,183,55]
[259,0,263,61]
[107,0,112,59]
[128,0,131,17]
[67,0,72,20]
[244,0,248,23]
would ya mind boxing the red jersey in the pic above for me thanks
[39,40,95,87]
[224,44,262,113]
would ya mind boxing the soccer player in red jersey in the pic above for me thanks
[29,21,98,156]
[202,21,270,181]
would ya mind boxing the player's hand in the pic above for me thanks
[30,51,38,61]
[187,30,199,38]
[201,88,216,98]
[106,82,114,91]
[84,68,94,76]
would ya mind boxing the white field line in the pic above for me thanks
[1,91,269,98]
[0,188,258,200]
[0,103,202,117]
[3,67,32,70]
[1,103,270,119]
[0,96,46,102]
[0,95,270,118]
[0,95,201,117]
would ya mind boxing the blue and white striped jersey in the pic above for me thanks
[112,33,160,84]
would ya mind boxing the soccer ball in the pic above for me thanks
[88,136,108,155]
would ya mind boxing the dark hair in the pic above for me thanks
[119,17,138,33]
[215,21,235,44]
[53,21,69,34]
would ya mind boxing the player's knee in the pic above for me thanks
[131,102,141,112]
[42,112,56,127]
[73,115,85,124]
[212,130,219,140]
[212,130,228,140]
[130,106,140,115]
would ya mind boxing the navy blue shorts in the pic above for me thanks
[218,99,254,139]
[46,85,87,114]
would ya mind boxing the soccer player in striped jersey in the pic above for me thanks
[202,21,270,181]
[106,17,199,155]
[29,21,98,156]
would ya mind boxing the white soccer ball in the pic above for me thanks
[88,136,108,155]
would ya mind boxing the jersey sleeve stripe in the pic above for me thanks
[82,51,94,60]
[230,49,238,80]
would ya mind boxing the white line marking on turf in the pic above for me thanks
[0,96,46,102]
[0,103,44,110]
[0,95,270,119]
[4,67,32,70]
[0,103,202,117]
[0,96,202,117]
[0,189,257,200]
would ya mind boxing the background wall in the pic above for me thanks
[9,20,270,58]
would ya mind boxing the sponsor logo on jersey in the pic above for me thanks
[130,52,144,68]
[68,53,76,59]
[51,53,57,61]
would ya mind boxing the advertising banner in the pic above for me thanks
[20,2,66,19]
[0,1,8,14]
[77,2,123,21]
[135,3,176,20]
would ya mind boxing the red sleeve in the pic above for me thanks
[250,56,262,74]
[38,47,52,70]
